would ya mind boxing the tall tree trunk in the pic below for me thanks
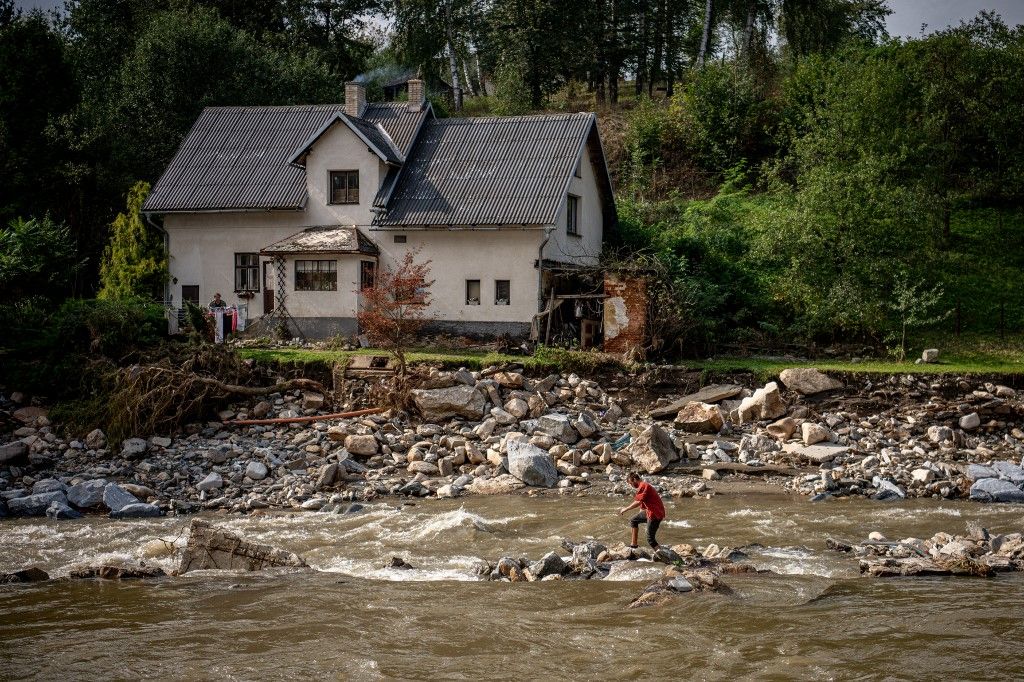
[696,0,713,68]
[444,4,462,112]
[742,0,755,62]
[462,58,477,97]
[665,4,676,96]
[609,0,620,104]
[650,0,665,96]
[636,0,649,97]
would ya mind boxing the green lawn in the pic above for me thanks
[239,333,1024,377]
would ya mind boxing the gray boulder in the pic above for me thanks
[993,461,1024,485]
[8,491,67,516]
[67,479,107,508]
[970,478,1024,504]
[779,368,843,395]
[528,551,567,579]
[0,441,28,464]
[536,413,578,444]
[46,500,83,520]
[197,472,224,491]
[959,413,981,430]
[506,439,559,487]
[110,503,163,519]
[120,437,149,458]
[411,385,486,422]
[628,424,676,474]
[967,464,997,481]
[246,461,269,480]
[84,429,106,449]
[32,478,66,495]
[103,483,140,512]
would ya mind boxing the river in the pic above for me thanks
[3,493,1024,680]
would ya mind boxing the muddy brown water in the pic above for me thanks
[3,493,1024,680]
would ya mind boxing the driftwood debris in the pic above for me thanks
[178,519,309,573]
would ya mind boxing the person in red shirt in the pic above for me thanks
[618,471,667,553]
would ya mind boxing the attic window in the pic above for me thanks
[330,170,359,204]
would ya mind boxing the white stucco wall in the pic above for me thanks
[543,143,604,266]
[373,229,544,324]
[302,121,387,227]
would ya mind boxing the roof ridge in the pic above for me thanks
[434,112,595,124]
[201,104,345,112]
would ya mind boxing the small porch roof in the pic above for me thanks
[260,225,379,256]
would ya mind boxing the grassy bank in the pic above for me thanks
[239,333,1024,378]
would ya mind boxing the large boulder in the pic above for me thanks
[970,478,1024,504]
[737,382,787,423]
[120,437,149,458]
[528,552,567,580]
[506,439,559,487]
[196,472,224,492]
[179,519,308,572]
[649,384,743,420]
[535,413,578,444]
[110,503,162,519]
[84,429,107,449]
[411,385,486,422]
[801,423,830,446]
[0,441,28,465]
[628,424,676,474]
[674,402,724,434]
[8,491,67,516]
[102,483,140,512]
[778,368,843,395]
[67,477,110,503]
[46,500,83,520]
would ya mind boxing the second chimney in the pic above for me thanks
[345,81,366,118]
[407,78,425,112]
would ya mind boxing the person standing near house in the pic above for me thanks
[618,471,668,556]
[209,292,226,308]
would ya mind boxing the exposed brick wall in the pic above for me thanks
[603,274,647,357]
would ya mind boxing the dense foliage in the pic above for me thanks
[0,0,1022,358]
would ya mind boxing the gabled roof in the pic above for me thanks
[371,112,610,228]
[261,226,378,256]
[143,102,428,213]
[288,112,404,167]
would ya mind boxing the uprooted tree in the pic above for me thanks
[356,251,433,377]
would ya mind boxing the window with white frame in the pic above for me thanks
[466,279,480,305]
[234,253,259,292]
[295,260,337,291]
[495,279,510,305]
[566,195,580,236]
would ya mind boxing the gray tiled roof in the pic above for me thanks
[143,103,427,213]
[261,225,378,256]
[371,113,597,227]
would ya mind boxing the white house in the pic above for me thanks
[143,79,617,339]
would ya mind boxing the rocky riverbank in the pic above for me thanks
[2,365,1024,519]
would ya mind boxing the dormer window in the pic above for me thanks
[330,170,359,204]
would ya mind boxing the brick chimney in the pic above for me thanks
[407,78,425,111]
[345,81,366,118]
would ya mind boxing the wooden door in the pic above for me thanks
[263,261,274,314]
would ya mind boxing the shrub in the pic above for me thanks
[49,298,166,358]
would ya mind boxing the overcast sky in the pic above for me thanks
[13,0,1024,37]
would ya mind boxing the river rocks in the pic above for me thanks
[737,382,787,423]
[927,425,954,443]
[110,502,162,518]
[411,385,485,422]
[969,478,1024,503]
[103,483,140,512]
[408,460,440,476]
[0,567,50,584]
[179,519,308,572]
[66,479,108,508]
[782,442,849,464]
[469,474,525,495]
[46,500,82,519]
[921,348,939,363]
[33,478,65,495]
[766,417,797,440]
[8,491,67,516]
[245,461,269,480]
[536,413,578,444]
[344,434,378,456]
[13,406,47,424]
[120,437,149,458]
[70,560,167,580]
[674,402,724,434]
[801,423,830,446]
[628,424,675,474]
[197,472,224,492]
[0,440,28,464]
[506,439,558,487]
[779,368,843,395]
[384,556,414,570]
[528,551,567,580]
[959,412,981,430]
